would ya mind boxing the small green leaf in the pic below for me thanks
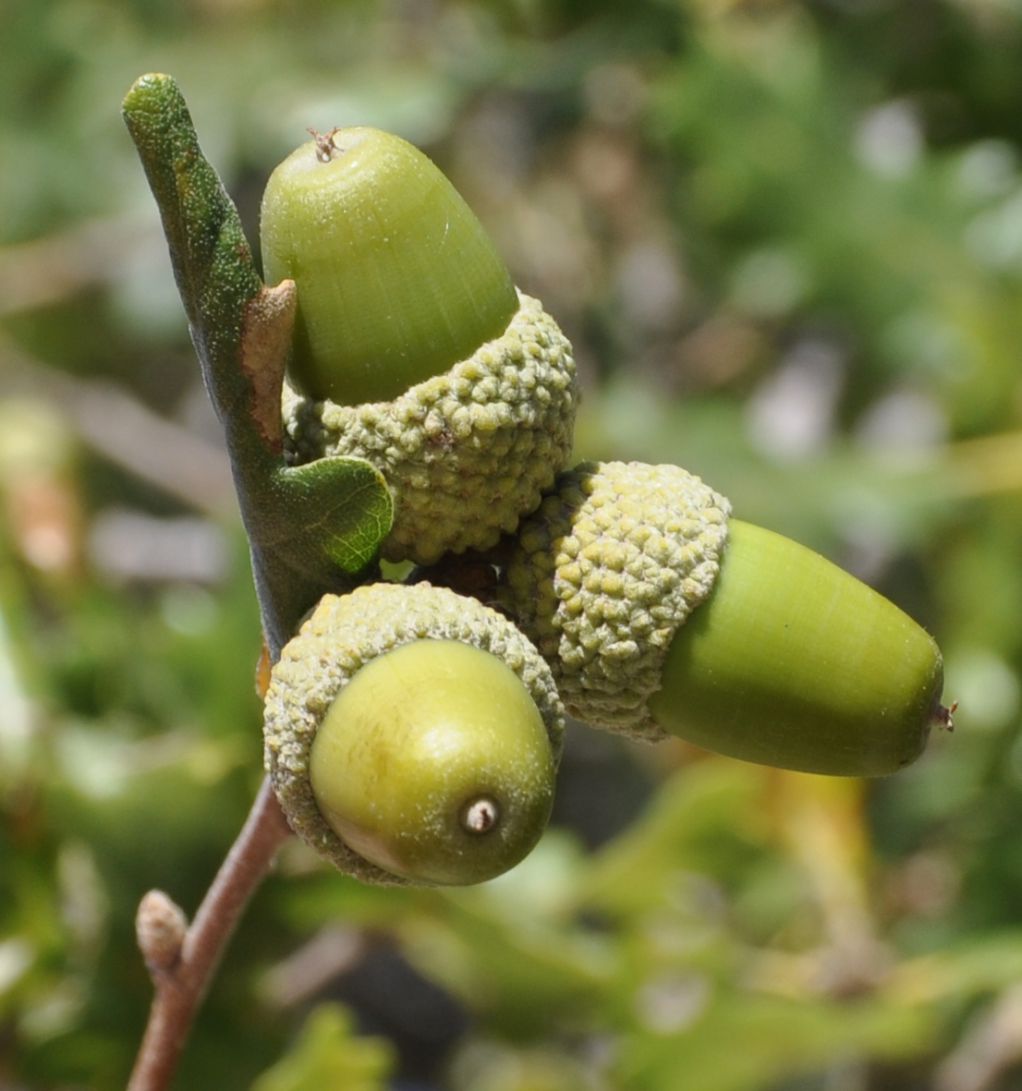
[250,1004,395,1091]
[247,457,394,650]
[121,74,262,418]
[276,458,394,577]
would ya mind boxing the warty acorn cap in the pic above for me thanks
[282,291,577,566]
[263,581,564,884]
[501,460,731,739]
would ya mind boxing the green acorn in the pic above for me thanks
[501,461,947,777]
[263,582,564,885]
[260,127,578,566]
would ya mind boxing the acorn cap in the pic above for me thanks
[502,461,731,739]
[263,582,564,885]
[283,292,577,565]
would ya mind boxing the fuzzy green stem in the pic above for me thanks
[122,73,393,653]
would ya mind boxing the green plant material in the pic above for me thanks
[402,891,616,1038]
[263,582,564,884]
[121,74,394,653]
[650,519,943,776]
[310,640,556,886]
[504,460,945,775]
[260,126,519,406]
[889,931,1022,1006]
[614,991,931,1091]
[250,1004,394,1091]
[579,760,765,920]
[449,1039,600,1091]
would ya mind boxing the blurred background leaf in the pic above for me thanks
[2,1,1021,1088]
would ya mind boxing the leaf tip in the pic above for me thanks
[122,72,186,130]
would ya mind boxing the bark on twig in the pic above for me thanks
[127,778,291,1091]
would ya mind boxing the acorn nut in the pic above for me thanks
[260,127,578,566]
[501,460,947,777]
[262,582,564,885]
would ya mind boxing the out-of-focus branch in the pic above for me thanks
[935,983,1022,1091]
[0,214,157,317]
[260,925,372,1010]
[1,336,235,516]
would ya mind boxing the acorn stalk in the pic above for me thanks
[501,461,947,777]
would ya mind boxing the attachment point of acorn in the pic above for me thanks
[462,797,500,835]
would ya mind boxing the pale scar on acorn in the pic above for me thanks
[257,122,954,886]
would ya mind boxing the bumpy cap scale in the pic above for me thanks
[261,127,578,566]
[283,293,576,565]
[263,582,564,885]
[503,461,731,739]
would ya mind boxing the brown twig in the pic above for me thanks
[127,777,291,1091]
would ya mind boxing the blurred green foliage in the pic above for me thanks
[2,1,1022,1089]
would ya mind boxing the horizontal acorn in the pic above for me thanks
[500,460,947,777]
[260,126,578,566]
[262,582,564,885]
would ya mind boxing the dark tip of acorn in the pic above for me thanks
[931,699,958,733]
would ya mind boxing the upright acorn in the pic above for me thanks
[260,127,578,566]
[263,582,564,885]
[501,461,947,777]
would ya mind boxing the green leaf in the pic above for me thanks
[121,73,262,420]
[275,458,394,577]
[251,1004,395,1091]
[615,991,932,1091]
